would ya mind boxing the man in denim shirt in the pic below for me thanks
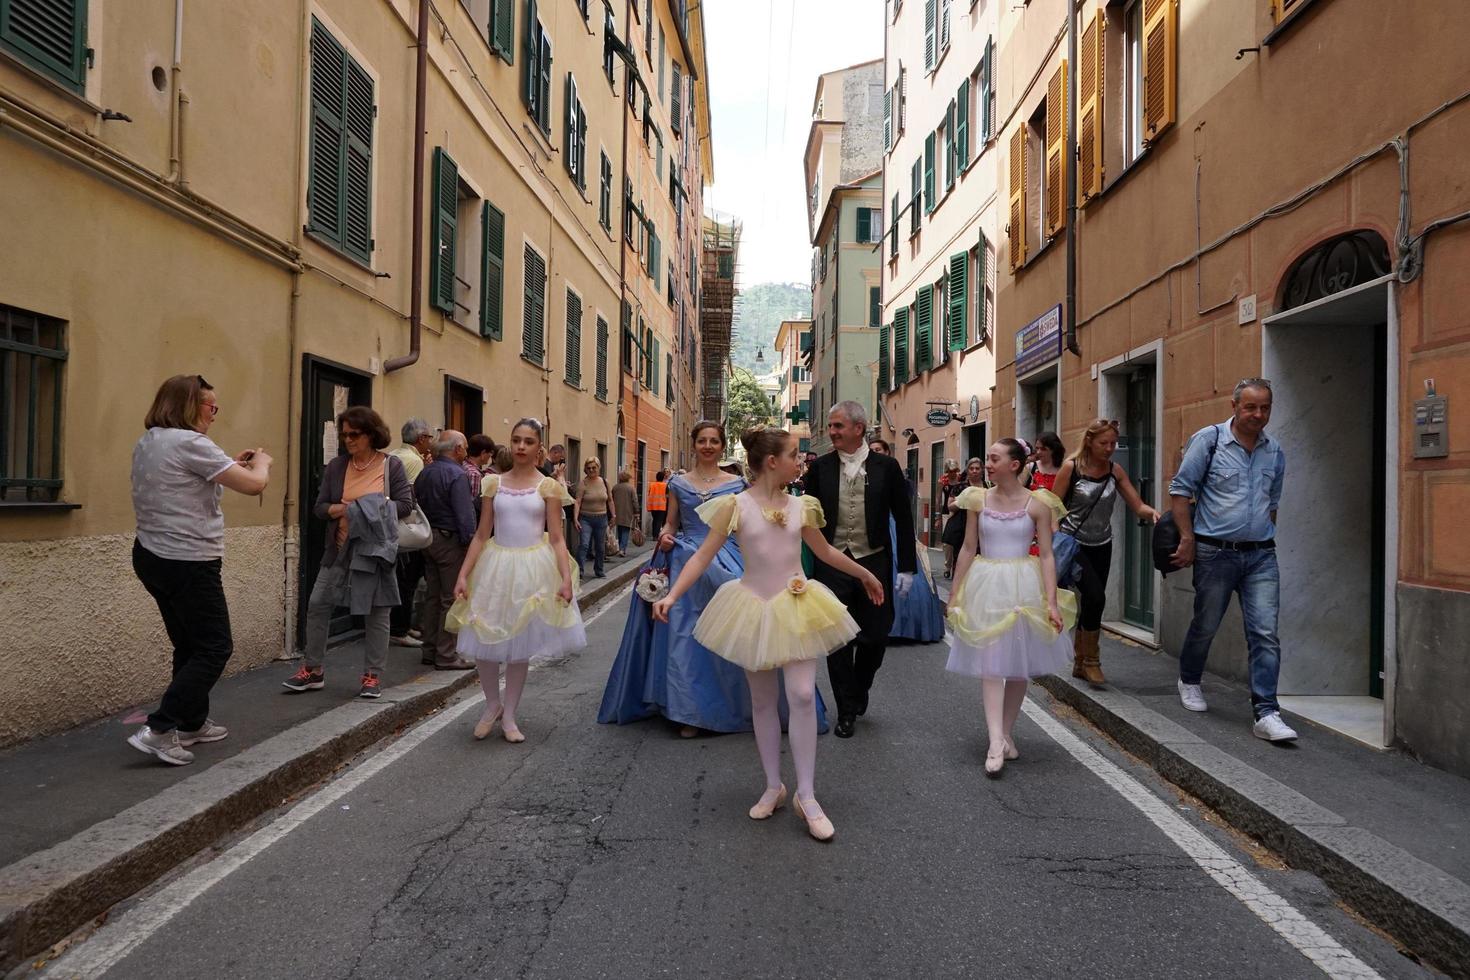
[1168,379,1297,742]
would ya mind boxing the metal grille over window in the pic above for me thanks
[0,305,66,503]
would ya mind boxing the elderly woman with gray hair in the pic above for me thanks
[283,406,414,699]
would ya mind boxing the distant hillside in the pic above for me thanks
[730,282,810,372]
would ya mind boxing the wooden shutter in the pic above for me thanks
[307,21,345,249]
[893,307,910,384]
[924,0,936,71]
[490,0,514,64]
[1079,11,1104,205]
[671,63,682,134]
[976,229,989,342]
[910,160,921,234]
[890,192,899,257]
[948,252,967,351]
[480,201,504,339]
[883,87,892,152]
[940,0,951,51]
[944,101,955,190]
[522,244,546,362]
[652,338,661,394]
[522,0,539,113]
[1271,0,1303,21]
[1,0,88,92]
[924,132,935,213]
[1044,60,1067,239]
[1008,127,1027,271]
[431,148,457,313]
[981,37,994,141]
[869,286,881,328]
[898,67,907,133]
[1142,0,1177,143]
[956,78,969,169]
[595,316,609,399]
[565,288,582,385]
[343,61,374,263]
[538,34,553,133]
[878,322,890,393]
[916,285,933,372]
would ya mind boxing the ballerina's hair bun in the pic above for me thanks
[512,417,544,442]
[740,426,791,475]
[996,437,1028,472]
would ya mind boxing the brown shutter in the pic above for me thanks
[1008,127,1026,271]
[1142,0,1177,143]
[1044,60,1067,239]
[1079,11,1104,205]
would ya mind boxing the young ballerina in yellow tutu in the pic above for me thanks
[448,418,586,743]
[652,427,884,841]
[946,438,1077,777]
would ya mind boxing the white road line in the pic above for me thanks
[1020,697,1383,979]
[40,582,636,980]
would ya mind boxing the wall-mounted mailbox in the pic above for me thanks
[1413,394,1449,459]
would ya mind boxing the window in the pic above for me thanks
[480,200,505,339]
[889,192,900,257]
[453,176,481,324]
[644,0,652,59]
[671,63,683,135]
[1,0,88,92]
[940,0,952,53]
[642,321,653,388]
[522,0,552,135]
[667,260,676,305]
[522,243,547,362]
[599,152,613,231]
[942,100,955,191]
[923,0,937,71]
[923,132,936,213]
[429,147,463,316]
[975,231,994,344]
[877,322,890,392]
[621,301,634,376]
[1084,0,1149,204]
[665,351,674,406]
[1044,62,1067,239]
[623,177,636,242]
[603,6,617,83]
[884,66,906,154]
[489,0,514,65]
[595,315,610,400]
[657,25,665,103]
[307,18,375,265]
[564,288,582,386]
[893,307,910,384]
[915,284,934,373]
[978,38,996,144]
[855,207,882,244]
[909,159,921,235]
[0,304,65,503]
[868,286,881,328]
[564,73,587,189]
[946,251,967,351]
[955,79,970,170]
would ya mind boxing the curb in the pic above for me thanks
[0,560,641,972]
[1035,673,1470,972]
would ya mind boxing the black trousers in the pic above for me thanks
[816,549,894,718]
[1074,540,1113,631]
[132,540,234,733]
[649,509,666,539]
[390,550,425,636]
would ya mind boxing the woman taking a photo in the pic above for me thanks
[1052,420,1159,686]
[128,375,272,766]
[283,406,414,699]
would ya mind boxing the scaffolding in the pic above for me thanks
[700,210,741,423]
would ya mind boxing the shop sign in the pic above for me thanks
[926,408,954,427]
[1016,304,1063,377]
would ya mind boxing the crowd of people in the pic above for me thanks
[126,373,1298,839]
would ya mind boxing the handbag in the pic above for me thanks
[1152,425,1220,575]
[383,458,432,552]
[1051,466,1115,587]
[634,549,671,605]
[605,524,618,553]
[631,523,646,548]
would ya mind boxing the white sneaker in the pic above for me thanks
[1252,712,1299,742]
[389,634,424,648]
[127,726,194,766]
[177,719,229,746]
[1177,680,1208,712]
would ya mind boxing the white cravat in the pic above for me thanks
[837,442,870,481]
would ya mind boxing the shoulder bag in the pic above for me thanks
[1050,465,1115,588]
[1152,425,1221,575]
[384,457,433,552]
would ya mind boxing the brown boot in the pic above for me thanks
[1071,629,1106,686]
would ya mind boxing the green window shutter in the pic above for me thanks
[595,315,609,399]
[565,288,582,385]
[522,0,539,113]
[923,0,936,71]
[916,285,933,371]
[878,322,890,393]
[924,133,936,213]
[490,0,514,64]
[956,78,970,166]
[869,286,881,328]
[430,148,457,313]
[910,160,921,234]
[945,99,956,189]
[948,252,968,351]
[522,244,546,361]
[977,229,989,343]
[889,193,899,257]
[0,0,89,93]
[342,60,374,263]
[893,308,910,384]
[883,88,892,152]
[306,20,345,249]
[480,201,505,339]
[653,338,661,394]
[981,37,994,141]
[671,63,682,134]
[856,208,870,244]
[538,35,553,133]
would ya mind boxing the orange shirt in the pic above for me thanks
[337,455,386,547]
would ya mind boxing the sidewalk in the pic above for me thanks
[1036,633,1470,972]
[0,542,649,970]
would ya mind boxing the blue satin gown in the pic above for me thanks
[889,518,946,642]
[598,475,829,732]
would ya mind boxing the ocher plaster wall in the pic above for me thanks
[0,528,284,748]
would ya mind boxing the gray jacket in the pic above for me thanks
[314,453,414,568]
[341,494,402,614]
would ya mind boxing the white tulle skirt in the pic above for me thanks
[944,556,1076,679]
[446,537,587,663]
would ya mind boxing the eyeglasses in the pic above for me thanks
[205,403,220,418]
[340,428,364,440]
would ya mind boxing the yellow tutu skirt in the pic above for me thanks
[694,580,860,671]
[945,556,1078,678]
[445,536,586,663]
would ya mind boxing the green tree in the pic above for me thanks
[724,367,777,440]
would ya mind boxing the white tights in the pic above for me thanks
[477,660,529,729]
[745,660,820,803]
[981,677,1028,753]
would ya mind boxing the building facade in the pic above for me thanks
[990,0,1470,774]
[0,0,710,747]
[774,318,814,451]
[876,0,1002,542]
[804,60,884,456]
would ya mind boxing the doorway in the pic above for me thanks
[1120,366,1157,629]
[298,357,373,644]
[929,440,946,545]
[964,422,987,465]
[1018,365,1059,442]
[444,377,483,436]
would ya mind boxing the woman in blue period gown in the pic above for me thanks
[599,421,829,735]
[869,437,945,642]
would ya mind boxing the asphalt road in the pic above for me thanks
[32,585,1430,980]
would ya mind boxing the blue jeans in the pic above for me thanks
[1178,544,1282,719]
[579,513,609,576]
[616,524,631,553]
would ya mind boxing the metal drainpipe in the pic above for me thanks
[385,0,430,373]
[1064,0,1081,356]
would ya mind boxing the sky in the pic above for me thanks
[703,0,886,287]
